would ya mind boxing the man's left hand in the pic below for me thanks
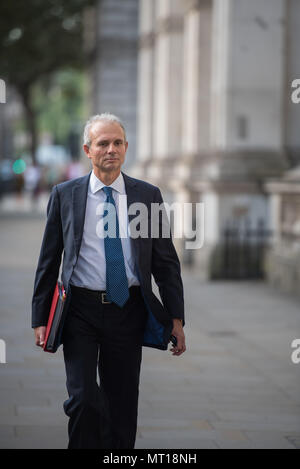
[170,319,186,356]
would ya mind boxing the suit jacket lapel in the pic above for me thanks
[122,172,141,266]
[122,172,138,222]
[72,172,91,258]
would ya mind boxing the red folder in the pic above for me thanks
[43,281,66,353]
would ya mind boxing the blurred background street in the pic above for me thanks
[0,0,300,449]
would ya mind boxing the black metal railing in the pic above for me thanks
[210,219,272,280]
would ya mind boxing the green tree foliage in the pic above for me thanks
[33,69,87,154]
[0,0,96,163]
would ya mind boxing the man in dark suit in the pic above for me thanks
[32,113,185,449]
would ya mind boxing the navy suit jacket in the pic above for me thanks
[31,171,185,350]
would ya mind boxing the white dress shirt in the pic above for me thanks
[70,171,140,290]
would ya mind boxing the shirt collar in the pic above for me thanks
[90,170,125,195]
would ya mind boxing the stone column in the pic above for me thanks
[182,0,213,157]
[152,0,185,165]
[136,0,155,165]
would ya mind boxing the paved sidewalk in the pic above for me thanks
[0,215,300,449]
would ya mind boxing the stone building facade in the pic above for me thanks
[265,167,300,297]
[131,0,300,278]
[90,0,139,168]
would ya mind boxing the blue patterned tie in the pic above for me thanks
[102,186,129,307]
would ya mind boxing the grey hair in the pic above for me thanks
[83,113,127,147]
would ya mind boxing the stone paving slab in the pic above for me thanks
[0,215,300,449]
[135,438,219,449]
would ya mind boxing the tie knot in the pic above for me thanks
[103,186,113,198]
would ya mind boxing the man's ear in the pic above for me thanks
[83,145,91,157]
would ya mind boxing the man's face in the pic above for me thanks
[83,121,128,174]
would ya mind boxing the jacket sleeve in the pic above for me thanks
[31,185,64,328]
[151,188,185,326]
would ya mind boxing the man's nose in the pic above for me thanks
[107,143,116,153]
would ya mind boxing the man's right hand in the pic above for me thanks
[34,326,46,347]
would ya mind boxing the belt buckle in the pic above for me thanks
[101,292,111,304]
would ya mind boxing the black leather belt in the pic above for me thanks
[70,284,141,304]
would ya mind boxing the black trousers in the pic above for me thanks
[62,285,147,449]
